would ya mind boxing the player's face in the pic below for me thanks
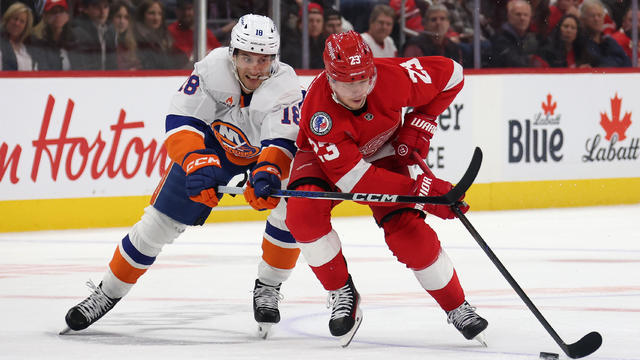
[329,77,372,110]
[234,50,273,92]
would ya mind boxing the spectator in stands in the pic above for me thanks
[70,0,117,70]
[611,7,640,63]
[30,0,75,70]
[580,0,631,67]
[538,14,592,67]
[389,0,424,35]
[109,0,139,70]
[168,0,220,68]
[323,7,343,36]
[402,4,463,64]
[441,0,494,42]
[528,0,552,37]
[602,0,631,29]
[281,2,325,69]
[489,0,543,67]
[361,4,397,57]
[133,0,185,69]
[2,0,43,24]
[548,0,580,30]
[340,0,378,33]
[1,2,38,70]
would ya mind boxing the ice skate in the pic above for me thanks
[327,274,362,347]
[59,280,121,334]
[253,279,283,339]
[446,301,488,346]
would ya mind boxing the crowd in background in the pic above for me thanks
[0,0,638,71]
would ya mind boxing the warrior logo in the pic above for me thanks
[310,112,332,136]
[211,120,260,159]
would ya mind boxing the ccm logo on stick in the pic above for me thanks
[352,193,398,202]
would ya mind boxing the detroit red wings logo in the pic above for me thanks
[600,94,632,141]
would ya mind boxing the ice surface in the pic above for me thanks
[1,204,639,359]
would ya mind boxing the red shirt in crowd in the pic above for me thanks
[168,22,221,59]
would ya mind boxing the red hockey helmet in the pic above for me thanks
[323,30,375,82]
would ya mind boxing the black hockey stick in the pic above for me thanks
[412,152,602,359]
[218,146,483,206]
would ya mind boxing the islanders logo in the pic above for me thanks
[310,112,332,136]
[211,120,260,159]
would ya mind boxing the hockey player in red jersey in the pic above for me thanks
[283,30,488,347]
[61,14,303,338]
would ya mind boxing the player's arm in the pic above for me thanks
[306,131,412,203]
[393,57,464,165]
[244,95,302,211]
[165,73,228,208]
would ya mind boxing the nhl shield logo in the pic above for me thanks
[364,113,374,121]
[310,112,332,136]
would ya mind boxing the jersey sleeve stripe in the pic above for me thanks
[166,114,210,134]
[443,60,464,92]
[165,125,205,140]
[261,138,297,156]
[335,158,372,193]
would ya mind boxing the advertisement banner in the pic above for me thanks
[1,71,639,231]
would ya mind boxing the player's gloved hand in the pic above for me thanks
[244,161,282,211]
[393,112,437,166]
[182,149,226,208]
[412,173,469,219]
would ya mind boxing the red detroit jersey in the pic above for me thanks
[297,56,463,195]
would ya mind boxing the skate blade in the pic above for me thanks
[473,331,488,347]
[339,307,363,348]
[59,326,72,335]
[257,323,273,339]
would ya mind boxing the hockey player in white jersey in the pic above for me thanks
[61,14,303,338]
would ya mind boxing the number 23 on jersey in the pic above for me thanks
[308,139,340,162]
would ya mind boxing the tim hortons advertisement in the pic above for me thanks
[501,73,639,181]
[0,76,185,201]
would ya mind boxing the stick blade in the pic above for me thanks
[443,147,483,204]
[563,331,602,359]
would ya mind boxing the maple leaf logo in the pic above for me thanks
[541,93,556,115]
[600,93,632,141]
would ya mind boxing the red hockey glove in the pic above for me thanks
[244,161,282,211]
[393,112,437,166]
[412,173,469,219]
[182,149,226,208]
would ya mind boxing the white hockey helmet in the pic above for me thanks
[229,14,280,76]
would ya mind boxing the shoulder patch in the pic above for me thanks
[310,112,332,136]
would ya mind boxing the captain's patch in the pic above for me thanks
[310,112,332,136]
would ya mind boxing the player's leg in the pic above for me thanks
[253,198,301,337]
[285,150,362,347]
[371,155,487,343]
[62,163,214,333]
[375,207,488,343]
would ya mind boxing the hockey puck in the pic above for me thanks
[539,352,559,359]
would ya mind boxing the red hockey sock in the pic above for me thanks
[308,250,349,291]
[426,270,465,312]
